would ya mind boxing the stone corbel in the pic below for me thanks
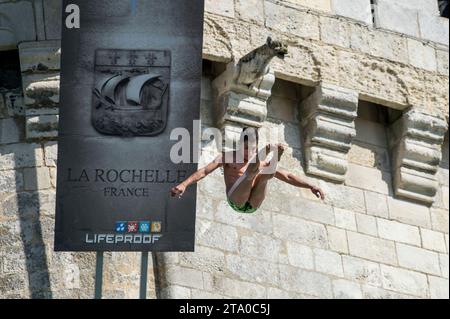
[388,109,448,204]
[18,40,61,140]
[299,83,359,183]
[212,37,288,150]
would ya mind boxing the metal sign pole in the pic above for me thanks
[94,251,104,299]
[139,252,149,299]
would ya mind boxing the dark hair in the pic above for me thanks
[242,127,259,144]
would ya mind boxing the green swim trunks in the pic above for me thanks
[227,198,258,214]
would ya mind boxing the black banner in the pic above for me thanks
[54,0,204,251]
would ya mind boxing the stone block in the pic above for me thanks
[348,142,391,173]
[393,0,439,13]
[397,243,441,275]
[332,279,363,299]
[334,207,357,231]
[314,248,344,277]
[273,213,328,248]
[179,246,225,274]
[342,256,381,287]
[267,96,297,123]
[429,276,449,299]
[355,214,378,237]
[377,218,421,246]
[285,0,332,13]
[275,194,335,225]
[388,197,431,228]
[326,225,348,254]
[165,266,204,290]
[22,167,51,191]
[0,143,44,170]
[418,15,449,46]
[215,277,266,299]
[0,118,23,144]
[436,49,449,76]
[364,191,389,218]
[346,163,391,195]
[240,233,282,262]
[362,285,415,299]
[160,285,191,299]
[236,0,264,24]
[43,0,63,40]
[0,169,23,194]
[320,16,350,48]
[215,200,273,234]
[407,39,437,72]
[374,0,420,38]
[226,255,279,285]
[279,264,333,298]
[421,228,447,253]
[439,254,449,278]
[43,141,58,167]
[331,0,372,24]
[322,183,366,213]
[196,219,239,252]
[348,24,409,64]
[380,265,428,297]
[265,1,320,40]
[431,208,449,234]
[347,231,397,265]
[286,241,314,270]
[205,0,235,18]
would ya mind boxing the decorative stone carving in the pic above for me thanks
[299,83,359,183]
[212,37,287,149]
[18,40,61,140]
[92,49,171,137]
[388,109,448,204]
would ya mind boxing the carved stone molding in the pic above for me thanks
[299,83,359,183]
[388,109,448,204]
[212,37,287,150]
[18,40,61,140]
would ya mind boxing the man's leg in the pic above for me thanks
[228,144,283,207]
[227,154,261,206]
[247,173,274,209]
[247,144,285,208]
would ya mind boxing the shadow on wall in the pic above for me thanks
[15,148,53,298]
[0,49,53,298]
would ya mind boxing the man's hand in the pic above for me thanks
[310,185,325,200]
[170,184,186,198]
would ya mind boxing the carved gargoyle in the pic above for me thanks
[236,37,288,86]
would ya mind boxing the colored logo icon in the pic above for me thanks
[115,221,126,233]
[151,221,162,233]
[127,221,139,233]
[139,221,151,233]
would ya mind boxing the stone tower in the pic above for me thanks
[0,0,448,299]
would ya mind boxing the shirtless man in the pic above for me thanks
[170,127,325,214]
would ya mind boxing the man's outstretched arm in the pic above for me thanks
[275,168,325,200]
[170,154,223,198]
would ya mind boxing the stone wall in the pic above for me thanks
[1,0,449,299]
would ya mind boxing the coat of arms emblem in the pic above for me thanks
[92,49,171,136]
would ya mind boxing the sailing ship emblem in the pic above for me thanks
[92,49,171,137]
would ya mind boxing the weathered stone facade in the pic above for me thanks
[1,0,449,299]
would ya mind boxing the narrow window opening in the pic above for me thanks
[0,50,22,90]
